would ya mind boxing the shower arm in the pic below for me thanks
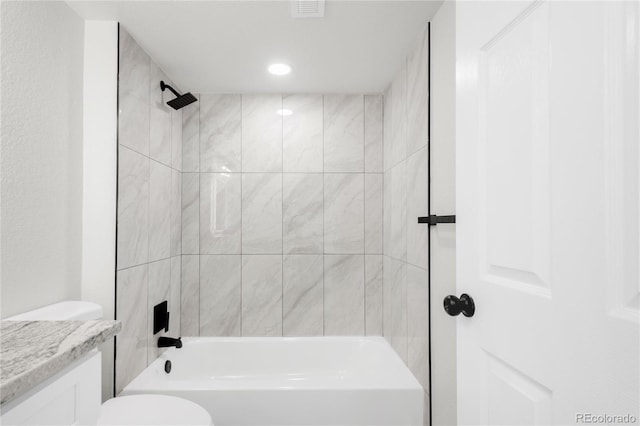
[160,81,181,98]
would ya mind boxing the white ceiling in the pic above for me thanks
[67,0,444,94]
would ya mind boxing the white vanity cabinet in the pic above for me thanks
[0,351,101,426]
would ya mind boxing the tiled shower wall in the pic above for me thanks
[115,25,430,398]
[115,29,183,393]
[179,94,385,337]
[383,25,430,391]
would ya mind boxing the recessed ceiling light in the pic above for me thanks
[276,109,293,116]
[268,63,292,76]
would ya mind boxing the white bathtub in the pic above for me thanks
[121,336,424,426]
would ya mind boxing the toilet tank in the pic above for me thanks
[6,301,104,321]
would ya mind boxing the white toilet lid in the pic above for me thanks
[97,395,213,425]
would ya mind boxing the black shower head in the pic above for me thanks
[160,81,198,110]
[167,92,197,110]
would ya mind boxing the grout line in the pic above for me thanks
[197,254,200,335]
[196,97,201,336]
[175,171,387,174]
[381,92,385,342]
[164,171,385,175]
[119,142,177,172]
[322,94,326,337]
[145,55,152,363]
[281,94,284,337]
[240,95,243,337]
[185,252,373,256]
[197,93,201,174]
[405,56,410,367]
[363,94,367,335]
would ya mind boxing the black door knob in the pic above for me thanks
[443,294,475,317]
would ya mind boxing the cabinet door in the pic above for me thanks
[1,351,101,425]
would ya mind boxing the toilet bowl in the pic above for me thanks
[9,301,213,426]
[98,394,211,425]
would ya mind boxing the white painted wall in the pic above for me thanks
[82,21,118,401]
[430,1,457,425]
[1,1,84,318]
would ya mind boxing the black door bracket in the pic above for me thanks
[417,215,456,225]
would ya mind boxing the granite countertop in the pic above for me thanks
[0,320,121,406]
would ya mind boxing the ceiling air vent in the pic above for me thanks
[291,0,325,18]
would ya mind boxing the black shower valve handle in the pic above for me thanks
[153,301,170,334]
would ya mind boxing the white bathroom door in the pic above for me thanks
[456,1,639,425]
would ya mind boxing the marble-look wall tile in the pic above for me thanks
[407,264,429,390]
[170,170,181,257]
[407,147,429,268]
[241,255,283,336]
[324,174,364,254]
[422,392,430,426]
[383,172,392,258]
[160,90,388,347]
[181,173,199,255]
[118,30,150,156]
[283,95,323,172]
[283,255,323,336]
[389,257,408,363]
[380,25,430,384]
[117,147,149,270]
[180,255,199,336]
[365,255,383,335]
[149,64,172,166]
[200,255,241,336]
[116,263,147,393]
[117,30,187,393]
[365,174,383,254]
[119,97,150,159]
[147,258,171,363]
[200,173,241,254]
[390,63,408,168]
[182,101,200,172]
[171,110,182,171]
[324,255,364,335]
[383,84,393,172]
[200,94,241,173]
[242,173,282,254]
[149,161,171,262]
[170,256,181,335]
[407,25,429,157]
[324,95,364,172]
[387,162,407,261]
[283,173,323,254]
[242,95,282,172]
[364,95,384,172]
[384,65,408,172]
[119,30,148,103]
[383,256,393,339]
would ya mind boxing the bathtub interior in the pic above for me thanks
[125,336,423,390]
